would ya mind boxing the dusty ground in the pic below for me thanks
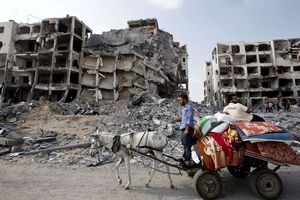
[1,160,300,200]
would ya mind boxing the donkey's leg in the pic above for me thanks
[154,151,174,189]
[115,156,124,185]
[145,159,157,187]
[123,154,131,189]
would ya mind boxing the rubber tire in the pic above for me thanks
[249,168,282,199]
[193,170,222,199]
[227,165,250,178]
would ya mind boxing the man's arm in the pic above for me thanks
[193,124,202,139]
[223,106,229,115]
[184,106,194,135]
[184,125,190,135]
[239,103,252,113]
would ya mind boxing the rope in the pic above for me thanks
[121,145,187,171]
[136,158,183,176]
[138,145,180,162]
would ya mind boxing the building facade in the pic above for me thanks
[0,20,18,103]
[0,16,91,104]
[203,61,214,105]
[204,39,300,108]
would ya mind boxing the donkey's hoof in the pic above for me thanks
[170,185,175,189]
[118,179,122,185]
[124,184,130,190]
[145,183,150,188]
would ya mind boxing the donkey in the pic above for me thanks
[90,130,174,190]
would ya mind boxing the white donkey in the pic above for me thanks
[90,130,174,190]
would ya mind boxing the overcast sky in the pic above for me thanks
[1,0,300,102]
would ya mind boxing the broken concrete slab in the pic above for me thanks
[0,137,22,146]
[0,147,10,155]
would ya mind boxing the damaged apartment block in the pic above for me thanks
[0,20,18,104]
[0,18,188,104]
[34,17,91,102]
[82,18,188,101]
[204,39,300,107]
[0,16,91,103]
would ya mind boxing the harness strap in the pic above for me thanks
[126,133,134,155]
[138,145,180,162]
[121,145,186,171]
[137,130,149,148]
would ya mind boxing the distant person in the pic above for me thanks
[287,99,291,112]
[223,94,264,122]
[264,98,270,112]
[282,98,291,112]
[268,101,274,113]
[276,97,281,111]
[171,94,196,167]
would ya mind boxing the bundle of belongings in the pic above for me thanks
[194,115,300,170]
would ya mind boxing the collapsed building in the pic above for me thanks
[0,17,188,104]
[204,39,300,107]
[82,18,188,101]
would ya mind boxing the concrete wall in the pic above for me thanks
[0,21,17,54]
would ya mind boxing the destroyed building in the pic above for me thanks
[203,61,213,104]
[0,17,188,104]
[0,16,92,103]
[82,18,188,101]
[0,21,18,103]
[204,39,300,107]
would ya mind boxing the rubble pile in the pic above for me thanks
[1,97,300,167]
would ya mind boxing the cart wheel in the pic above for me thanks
[227,165,250,178]
[193,170,222,199]
[249,168,282,199]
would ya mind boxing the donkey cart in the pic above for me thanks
[190,121,300,199]
[90,121,300,199]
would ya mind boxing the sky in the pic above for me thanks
[1,0,300,102]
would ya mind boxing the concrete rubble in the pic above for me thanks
[1,94,300,168]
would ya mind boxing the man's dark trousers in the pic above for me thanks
[181,128,195,162]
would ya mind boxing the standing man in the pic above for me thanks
[172,94,195,167]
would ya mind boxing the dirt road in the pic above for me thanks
[1,160,300,200]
